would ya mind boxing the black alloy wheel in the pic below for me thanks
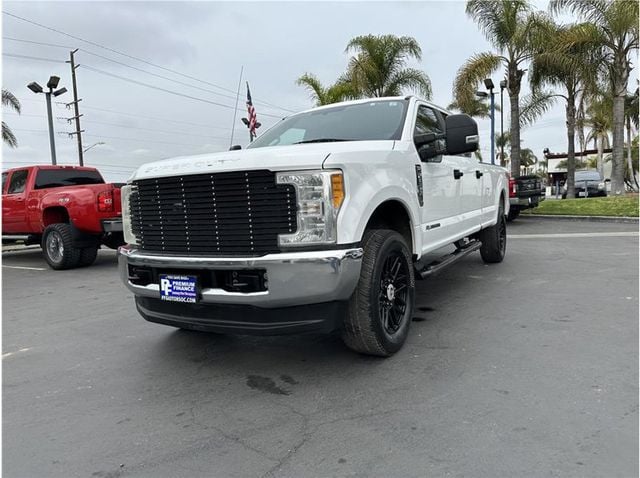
[378,251,410,335]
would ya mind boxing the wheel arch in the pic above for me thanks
[42,206,70,227]
[362,199,415,256]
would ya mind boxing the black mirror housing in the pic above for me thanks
[445,114,479,155]
[229,145,242,151]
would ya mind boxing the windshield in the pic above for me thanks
[34,169,105,189]
[248,99,409,149]
[575,171,602,181]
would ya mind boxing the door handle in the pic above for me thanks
[476,170,483,179]
[453,169,464,180]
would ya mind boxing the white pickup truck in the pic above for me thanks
[119,96,509,356]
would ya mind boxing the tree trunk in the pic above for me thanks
[626,116,638,191]
[597,135,604,178]
[577,92,586,155]
[565,92,576,199]
[610,54,629,196]
[508,63,523,178]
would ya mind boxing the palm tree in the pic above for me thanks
[447,97,493,119]
[296,73,356,106]
[495,131,510,167]
[520,148,538,174]
[550,0,639,196]
[344,34,432,98]
[2,89,21,148]
[624,86,639,189]
[454,0,551,178]
[585,94,612,177]
[531,22,599,198]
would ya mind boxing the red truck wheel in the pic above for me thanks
[42,224,81,270]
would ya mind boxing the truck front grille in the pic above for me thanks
[130,170,297,256]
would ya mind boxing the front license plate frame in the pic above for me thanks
[159,274,198,303]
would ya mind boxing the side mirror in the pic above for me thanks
[604,178,611,182]
[229,145,241,151]
[445,114,479,155]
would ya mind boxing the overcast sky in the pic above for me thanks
[0,0,604,182]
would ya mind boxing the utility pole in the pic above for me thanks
[67,49,85,166]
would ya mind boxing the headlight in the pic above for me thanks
[121,184,138,246]
[598,182,605,190]
[276,170,345,246]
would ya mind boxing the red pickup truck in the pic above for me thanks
[2,165,124,269]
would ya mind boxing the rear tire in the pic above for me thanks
[479,203,507,264]
[42,223,81,270]
[341,229,415,357]
[78,247,99,267]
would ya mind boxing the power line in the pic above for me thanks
[3,52,65,63]
[13,99,233,131]
[80,64,285,118]
[83,133,225,147]
[3,36,72,49]
[2,12,299,113]
[9,128,220,147]
[60,104,233,131]
[78,118,231,140]
[78,49,295,114]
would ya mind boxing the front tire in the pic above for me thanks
[342,229,415,357]
[479,203,507,263]
[42,223,81,270]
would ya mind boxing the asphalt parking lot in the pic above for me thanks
[3,217,638,478]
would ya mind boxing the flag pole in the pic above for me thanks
[229,65,243,149]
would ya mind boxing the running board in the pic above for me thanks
[415,240,482,279]
[2,235,29,241]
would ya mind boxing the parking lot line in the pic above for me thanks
[2,348,32,359]
[509,232,639,239]
[2,265,47,271]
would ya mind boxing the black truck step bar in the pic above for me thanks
[414,240,482,279]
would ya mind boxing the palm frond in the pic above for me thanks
[519,91,557,127]
[452,51,502,110]
[2,89,21,114]
[550,0,609,26]
[385,68,432,98]
[2,121,18,148]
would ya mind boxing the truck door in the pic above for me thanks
[413,104,463,251]
[455,153,484,235]
[2,169,30,234]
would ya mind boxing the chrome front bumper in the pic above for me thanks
[118,246,363,308]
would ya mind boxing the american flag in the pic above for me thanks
[246,82,257,140]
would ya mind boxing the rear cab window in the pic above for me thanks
[34,169,105,189]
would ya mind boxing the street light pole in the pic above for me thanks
[44,90,57,165]
[484,78,495,165]
[28,76,67,166]
[500,80,506,167]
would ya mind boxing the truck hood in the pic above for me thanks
[130,141,395,181]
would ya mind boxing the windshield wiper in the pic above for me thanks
[294,138,353,144]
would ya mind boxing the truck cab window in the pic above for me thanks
[414,105,444,137]
[414,105,446,158]
[7,169,28,194]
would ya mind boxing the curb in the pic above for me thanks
[520,214,639,224]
